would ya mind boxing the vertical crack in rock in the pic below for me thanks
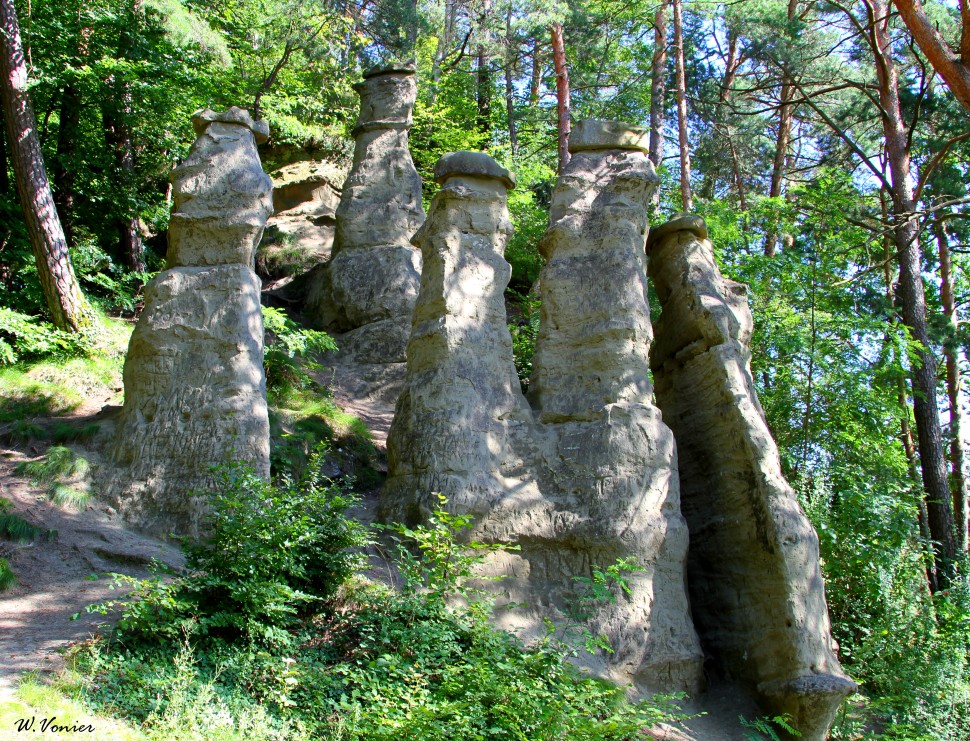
[108,107,273,538]
[647,215,857,740]
[527,121,704,693]
[305,64,424,369]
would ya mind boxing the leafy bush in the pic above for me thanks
[96,450,367,648]
[0,308,87,364]
[508,291,540,392]
[73,495,685,739]
[262,305,337,395]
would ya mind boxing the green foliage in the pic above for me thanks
[739,713,800,740]
[262,306,337,396]
[72,494,684,739]
[0,497,55,544]
[508,291,541,392]
[0,557,15,592]
[0,308,88,365]
[94,451,366,648]
[16,446,90,485]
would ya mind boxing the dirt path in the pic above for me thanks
[0,405,184,702]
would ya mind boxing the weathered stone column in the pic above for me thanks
[109,107,273,537]
[648,215,856,740]
[526,120,704,693]
[382,152,538,528]
[306,64,424,364]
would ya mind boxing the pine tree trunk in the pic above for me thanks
[648,0,668,172]
[0,0,89,331]
[672,0,692,212]
[764,0,799,256]
[476,44,491,137]
[871,0,956,586]
[935,219,969,554]
[551,23,570,174]
[530,38,542,105]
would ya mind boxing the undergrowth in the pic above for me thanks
[66,464,683,740]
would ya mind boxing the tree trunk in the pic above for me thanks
[672,0,692,211]
[883,194,938,592]
[648,0,668,172]
[53,83,80,248]
[476,44,491,137]
[431,0,457,102]
[0,110,9,194]
[0,0,89,331]
[530,38,542,105]
[764,0,799,257]
[935,219,969,554]
[103,98,145,273]
[892,0,970,115]
[871,0,956,586]
[551,23,570,174]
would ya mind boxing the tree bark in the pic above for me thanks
[672,0,692,211]
[0,110,9,194]
[530,38,542,105]
[935,219,969,554]
[892,0,970,115]
[870,0,956,585]
[103,97,145,273]
[476,43,491,137]
[765,0,799,257]
[505,8,518,154]
[551,23,570,174]
[648,0,668,172]
[0,0,89,331]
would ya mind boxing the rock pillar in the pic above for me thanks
[109,107,273,537]
[648,215,856,740]
[306,64,424,365]
[382,152,538,528]
[527,120,704,692]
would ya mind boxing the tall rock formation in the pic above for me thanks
[306,63,424,367]
[383,130,704,695]
[528,120,703,692]
[108,107,273,537]
[648,215,856,739]
[383,152,538,527]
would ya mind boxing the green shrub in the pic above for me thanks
[508,290,540,393]
[0,308,87,364]
[261,305,337,395]
[94,450,367,648]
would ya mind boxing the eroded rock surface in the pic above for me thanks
[527,123,703,692]
[305,64,424,365]
[108,107,272,537]
[383,131,703,694]
[257,161,345,282]
[648,215,855,740]
[383,152,538,528]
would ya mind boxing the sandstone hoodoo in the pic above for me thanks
[305,63,424,365]
[382,130,704,695]
[527,120,704,692]
[648,215,856,740]
[382,151,537,531]
[108,107,273,537]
